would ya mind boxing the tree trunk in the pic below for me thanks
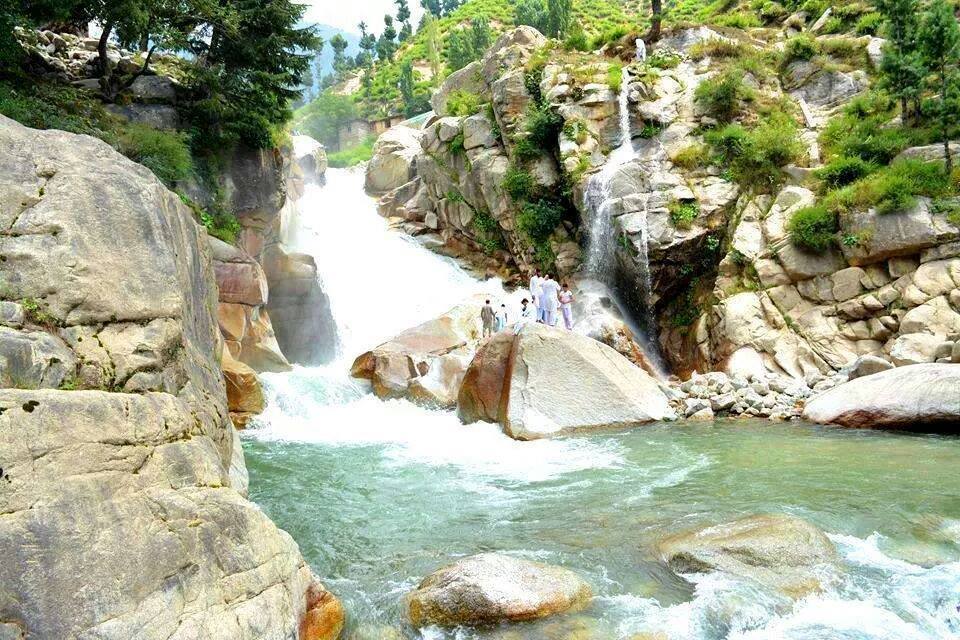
[649,0,663,42]
[96,21,114,78]
[140,33,149,52]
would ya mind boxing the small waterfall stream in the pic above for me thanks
[582,69,656,334]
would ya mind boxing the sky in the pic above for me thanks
[301,0,426,35]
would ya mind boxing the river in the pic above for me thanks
[242,165,960,640]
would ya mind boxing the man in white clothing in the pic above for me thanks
[515,298,536,335]
[528,269,543,322]
[539,273,561,326]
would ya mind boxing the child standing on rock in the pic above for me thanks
[559,283,574,330]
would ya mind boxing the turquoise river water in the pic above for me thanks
[242,162,960,640]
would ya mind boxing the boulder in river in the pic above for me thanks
[405,553,592,627]
[351,301,481,407]
[458,323,675,439]
[364,125,424,195]
[803,363,960,431]
[658,514,839,599]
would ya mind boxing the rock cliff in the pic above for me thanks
[0,116,342,639]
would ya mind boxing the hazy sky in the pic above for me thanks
[302,1,426,35]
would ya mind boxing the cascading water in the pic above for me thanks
[242,143,960,640]
[582,69,658,338]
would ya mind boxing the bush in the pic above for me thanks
[563,23,591,52]
[117,125,194,187]
[446,90,483,117]
[607,64,623,92]
[694,70,753,122]
[715,12,761,28]
[513,137,541,162]
[820,94,909,164]
[670,143,709,170]
[327,136,376,168]
[706,113,802,189]
[788,205,837,252]
[689,38,746,61]
[851,160,952,214]
[524,102,563,150]
[449,131,466,156]
[782,35,819,64]
[855,12,883,36]
[517,198,564,242]
[472,208,504,254]
[669,200,700,229]
[504,165,535,201]
[815,156,876,188]
[647,50,683,69]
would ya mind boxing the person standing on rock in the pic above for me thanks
[515,298,536,335]
[559,283,575,330]
[495,303,508,333]
[529,269,544,323]
[540,273,561,327]
[481,299,496,338]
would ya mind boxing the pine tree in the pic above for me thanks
[420,0,442,17]
[471,16,492,54]
[919,0,960,173]
[395,0,413,42]
[442,0,463,15]
[377,15,398,62]
[330,33,350,76]
[424,12,441,78]
[545,0,573,38]
[357,22,377,67]
[878,0,925,122]
[515,0,547,33]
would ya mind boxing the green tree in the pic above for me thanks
[395,0,412,41]
[357,22,376,67]
[421,0,442,17]
[330,33,350,75]
[545,0,573,38]
[424,13,442,77]
[376,15,398,61]
[398,58,429,116]
[443,0,463,14]
[471,16,492,53]
[878,0,925,121]
[515,0,547,33]
[297,90,358,149]
[919,0,960,173]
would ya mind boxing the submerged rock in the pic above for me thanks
[803,363,960,431]
[658,514,839,598]
[405,553,592,627]
[458,323,675,439]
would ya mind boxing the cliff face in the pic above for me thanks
[371,24,960,384]
[0,116,342,639]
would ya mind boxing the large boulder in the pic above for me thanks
[351,302,480,407]
[803,363,960,431]
[458,324,675,439]
[658,514,840,599]
[365,126,424,195]
[431,60,488,116]
[0,116,342,639]
[404,553,591,627]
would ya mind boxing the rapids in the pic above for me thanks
[243,163,960,640]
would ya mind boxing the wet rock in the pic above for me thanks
[658,514,839,598]
[803,363,960,431]
[405,553,591,627]
[458,323,675,439]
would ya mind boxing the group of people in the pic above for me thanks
[479,270,575,338]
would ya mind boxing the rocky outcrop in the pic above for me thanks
[803,363,960,431]
[366,27,580,278]
[351,301,481,407]
[365,126,424,195]
[0,116,341,639]
[211,237,291,374]
[458,323,674,438]
[405,553,591,627]
[658,514,840,598]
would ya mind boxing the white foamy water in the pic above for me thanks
[248,152,623,483]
